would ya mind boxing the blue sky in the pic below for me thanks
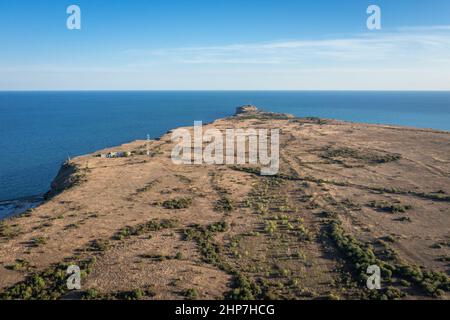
[1,0,450,90]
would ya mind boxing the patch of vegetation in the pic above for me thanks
[183,288,199,299]
[436,255,450,262]
[322,147,401,165]
[0,221,21,240]
[161,198,192,210]
[320,211,339,219]
[34,222,53,230]
[368,200,412,214]
[183,225,224,266]
[298,117,328,125]
[0,258,96,300]
[139,252,183,261]
[115,289,148,300]
[235,112,294,121]
[381,235,396,243]
[113,219,178,241]
[183,222,286,300]
[135,179,160,194]
[214,196,234,212]
[29,236,47,247]
[208,221,228,233]
[64,223,79,230]
[226,273,264,300]
[327,219,450,298]
[182,223,269,300]
[88,239,110,252]
[394,217,412,222]
[175,252,183,260]
[374,240,399,262]
[264,220,277,235]
[5,259,33,272]
[242,175,286,216]
[413,191,450,202]
[367,286,404,300]
[340,198,362,211]
[396,265,450,297]
[294,223,314,241]
[365,186,450,203]
[82,287,155,300]
[230,165,261,176]
[175,175,193,184]
[231,165,298,181]
[327,220,395,289]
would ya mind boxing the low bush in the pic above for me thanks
[183,288,199,299]
[162,198,192,210]
[0,258,95,300]
[0,222,21,239]
[214,197,234,212]
[368,200,412,214]
[29,236,47,247]
[113,219,178,240]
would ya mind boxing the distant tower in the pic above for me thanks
[146,134,150,156]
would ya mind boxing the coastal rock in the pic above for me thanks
[235,104,259,115]
[44,161,83,200]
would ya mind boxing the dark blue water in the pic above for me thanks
[0,91,449,201]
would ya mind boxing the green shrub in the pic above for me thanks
[113,219,178,240]
[214,197,234,212]
[226,274,261,300]
[5,259,32,272]
[0,258,95,300]
[175,252,183,260]
[208,221,228,233]
[264,220,277,235]
[183,288,199,299]
[0,222,21,239]
[396,265,450,296]
[88,239,110,252]
[368,200,412,214]
[162,198,192,209]
[30,236,47,247]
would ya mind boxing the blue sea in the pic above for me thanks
[1,91,449,206]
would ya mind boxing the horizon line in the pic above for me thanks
[1,89,450,93]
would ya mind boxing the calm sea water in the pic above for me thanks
[0,91,449,202]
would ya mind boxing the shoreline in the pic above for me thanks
[0,195,44,220]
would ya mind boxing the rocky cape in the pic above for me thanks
[0,106,449,300]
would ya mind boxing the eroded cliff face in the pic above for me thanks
[0,108,449,300]
[44,162,85,200]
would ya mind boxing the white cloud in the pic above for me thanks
[3,25,450,90]
[128,26,450,67]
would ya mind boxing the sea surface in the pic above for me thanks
[1,91,449,214]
